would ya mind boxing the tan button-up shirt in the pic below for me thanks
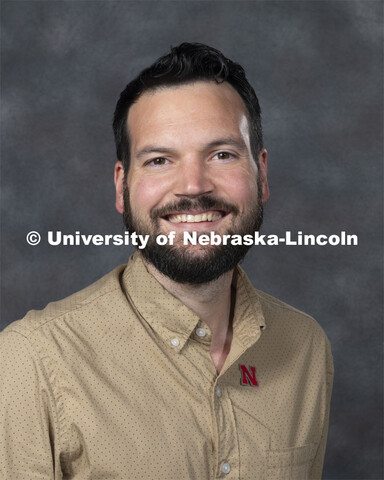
[0,253,333,479]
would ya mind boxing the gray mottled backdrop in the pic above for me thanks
[1,1,382,478]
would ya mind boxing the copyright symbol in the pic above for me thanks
[26,231,41,246]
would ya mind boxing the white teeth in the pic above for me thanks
[167,211,224,223]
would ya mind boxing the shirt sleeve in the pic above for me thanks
[309,341,334,480]
[0,329,57,479]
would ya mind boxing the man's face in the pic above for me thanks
[115,81,269,284]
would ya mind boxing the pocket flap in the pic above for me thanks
[267,442,317,468]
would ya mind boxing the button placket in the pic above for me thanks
[213,382,239,478]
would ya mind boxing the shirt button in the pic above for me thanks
[171,338,180,347]
[221,462,231,474]
[215,386,222,397]
[196,327,206,337]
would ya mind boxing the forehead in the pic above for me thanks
[126,81,250,148]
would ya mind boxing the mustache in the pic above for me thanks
[150,196,239,220]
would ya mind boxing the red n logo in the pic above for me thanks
[239,365,258,386]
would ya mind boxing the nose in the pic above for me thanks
[174,157,214,197]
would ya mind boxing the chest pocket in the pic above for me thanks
[266,443,317,480]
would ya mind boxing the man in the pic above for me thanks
[0,43,333,479]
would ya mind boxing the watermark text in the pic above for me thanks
[24,230,360,247]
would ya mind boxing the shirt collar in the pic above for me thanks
[232,266,266,349]
[122,252,266,352]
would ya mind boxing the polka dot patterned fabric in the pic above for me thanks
[0,252,333,479]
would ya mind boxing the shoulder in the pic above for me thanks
[237,268,332,354]
[256,287,333,371]
[255,288,319,330]
[1,264,127,341]
[241,277,334,378]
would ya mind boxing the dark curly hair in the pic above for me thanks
[113,43,263,173]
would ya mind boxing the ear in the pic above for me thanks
[258,149,269,204]
[114,161,125,214]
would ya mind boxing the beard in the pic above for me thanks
[123,180,263,285]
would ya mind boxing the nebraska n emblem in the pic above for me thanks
[239,364,258,386]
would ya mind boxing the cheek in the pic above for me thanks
[128,176,170,212]
[220,170,258,205]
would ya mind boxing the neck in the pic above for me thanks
[144,260,235,373]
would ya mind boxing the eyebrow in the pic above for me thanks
[205,136,248,151]
[135,146,177,159]
[134,136,248,159]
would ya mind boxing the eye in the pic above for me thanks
[146,157,169,167]
[213,151,235,161]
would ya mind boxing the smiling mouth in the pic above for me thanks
[165,211,226,224]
